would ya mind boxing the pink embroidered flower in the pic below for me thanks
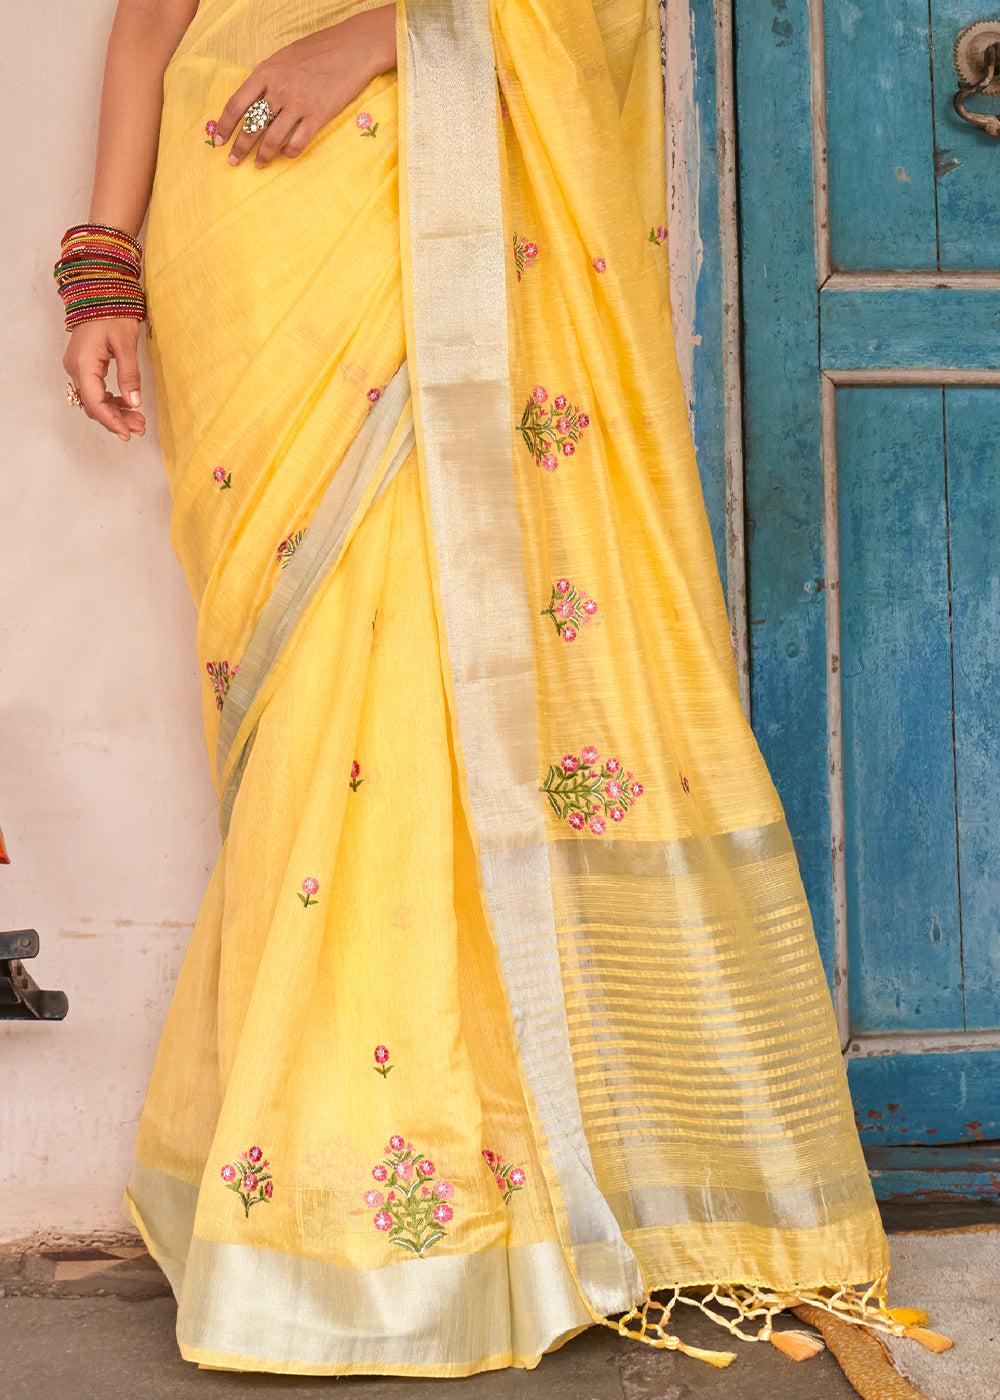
[581,598,598,616]
[553,395,567,411]
[374,1044,389,1064]
[301,878,318,896]
[555,417,570,434]
[495,1174,506,1191]
[213,466,226,482]
[500,102,509,119]
[387,1191,396,1202]
[605,757,621,774]
[605,780,622,801]
[555,578,571,594]
[395,1159,414,1181]
[435,1181,454,1199]
[578,413,590,429]
[422,1186,431,1196]
[417,1159,435,1176]
[541,453,558,472]
[205,119,218,139]
[372,1164,388,1182]
[374,1211,393,1231]
[561,755,579,773]
[610,806,625,822]
[356,112,373,130]
[632,782,644,798]
[562,441,576,456]
[563,625,578,642]
[658,224,668,241]
[389,1134,405,1151]
[352,761,362,781]
[568,812,586,830]
[532,385,548,404]
[592,257,606,273]
[220,1164,237,1182]
[555,599,575,621]
[589,816,606,836]
[263,1181,273,1199]
[243,1173,258,1191]
[432,1203,453,1223]
[581,746,599,765]
[509,1168,526,1186]
[248,1146,262,1164]
[482,1149,496,1167]
[367,387,382,403]
[523,242,537,258]
[365,1189,384,1208]
[681,776,690,793]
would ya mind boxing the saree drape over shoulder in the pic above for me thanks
[127,0,892,1376]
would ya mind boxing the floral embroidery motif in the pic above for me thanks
[649,224,669,246]
[298,877,319,908]
[541,578,598,642]
[277,529,303,569]
[205,119,218,147]
[367,386,384,404]
[213,465,232,491]
[350,760,363,792]
[541,748,643,834]
[512,233,538,281]
[221,1145,273,1218]
[681,776,691,793]
[206,660,237,710]
[592,256,607,273]
[516,387,590,471]
[482,1149,527,1204]
[373,1044,392,1077]
[366,1139,455,1256]
[356,112,378,138]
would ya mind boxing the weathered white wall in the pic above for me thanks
[1,0,219,1239]
[0,1,704,1240]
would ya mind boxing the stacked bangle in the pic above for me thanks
[54,223,146,330]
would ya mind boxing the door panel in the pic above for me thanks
[947,388,1000,1028]
[824,0,938,268]
[933,0,1000,266]
[837,386,963,1033]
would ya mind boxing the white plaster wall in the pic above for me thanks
[0,1,703,1240]
[0,0,219,1239]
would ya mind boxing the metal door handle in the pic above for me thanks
[954,21,1000,137]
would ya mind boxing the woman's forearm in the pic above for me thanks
[88,0,198,235]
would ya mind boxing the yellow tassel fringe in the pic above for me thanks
[901,1326,953,1353]
[767,1328,826,1362]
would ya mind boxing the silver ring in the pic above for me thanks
[242,98,277,135]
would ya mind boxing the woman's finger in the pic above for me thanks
[226,102,280,166]
[77,365,132,441]
[108,324,144,411]
[215,76,268,146]
[254,110,301,166]
[282,117,319,160]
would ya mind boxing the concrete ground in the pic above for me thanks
[3,1204,996,1400]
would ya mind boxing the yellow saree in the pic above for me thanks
[127,0,894,1376]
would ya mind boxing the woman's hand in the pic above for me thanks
[63,319,146,443]
[213,6,396,169]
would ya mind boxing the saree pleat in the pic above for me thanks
[127,0,893,1376]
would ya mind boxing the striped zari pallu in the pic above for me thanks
[125,0,896,1378]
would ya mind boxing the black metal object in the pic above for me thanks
[0,930,69,1021]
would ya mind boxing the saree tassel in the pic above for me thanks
[889,1307,930,1328]
[902,1326,953,1353]
[766,1328,826,1361]
[676,1342,737,1368]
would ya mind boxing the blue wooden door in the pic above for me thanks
[735,0,1000,1197]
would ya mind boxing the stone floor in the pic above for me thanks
[3,1203,996,1400]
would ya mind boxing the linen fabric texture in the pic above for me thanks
[126,0,889,1376]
